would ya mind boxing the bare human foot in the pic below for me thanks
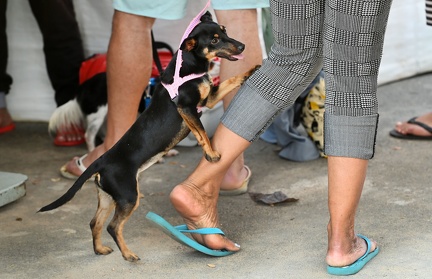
[54,125,86,146]
[170,181,241,252]
[0,108,14,129]
[220,156,249,191]
[326,232,378,268]
[394,112,432,137]
[63,144,107,177]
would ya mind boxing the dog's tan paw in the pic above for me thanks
[95,246,114,255]
[122,252,141,262]
[157,148,180,164]
[247,65,261,77]
[204,151,221,163]
[165,149,179,157]
[241,65,261,84]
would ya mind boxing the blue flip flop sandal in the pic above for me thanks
[145,211,236,257]
[327,234,380,276]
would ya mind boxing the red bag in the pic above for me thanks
[79,50,174,85]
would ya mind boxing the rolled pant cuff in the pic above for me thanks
[324,113,378,160]
[221,82,280,142]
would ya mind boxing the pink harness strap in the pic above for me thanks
[161,0,210,113]
[178,0,210,49]
[162,50,205,101]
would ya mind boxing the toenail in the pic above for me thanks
[235,243,241,248]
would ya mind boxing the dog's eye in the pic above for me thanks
[211,38,220,44]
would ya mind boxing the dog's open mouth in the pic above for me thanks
[230,53,244,61]
[216,51,244,61]
[221,53,244,61]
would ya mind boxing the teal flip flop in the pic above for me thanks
[327,234,380,276]
[145,211,236,257]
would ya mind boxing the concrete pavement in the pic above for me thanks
[0,73,431,278]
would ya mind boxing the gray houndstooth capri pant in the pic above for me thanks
[221,0,393,159]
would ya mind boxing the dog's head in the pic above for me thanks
[180,11,245,61]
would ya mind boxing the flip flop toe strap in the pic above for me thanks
[356,234,372,262]
[408,117,432,134]
[76,154,88,173]
[175,224,225,235]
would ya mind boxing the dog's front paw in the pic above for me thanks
[242,65,261,83]
[251,64,261,74]
[165,148,179,157]
[204,151,221,163]
[157,149,180,164]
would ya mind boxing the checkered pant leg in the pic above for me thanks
[222,0,324,141]
[222,0,393,159]
[323,0,392,159]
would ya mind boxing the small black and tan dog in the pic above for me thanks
[39,11,258,262]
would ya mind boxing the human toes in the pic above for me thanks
[202,233,241,252]
[183,222,241,253]
[394,121,406,134]
[361,235,377,253]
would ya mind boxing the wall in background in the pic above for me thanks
[5,0,432,122]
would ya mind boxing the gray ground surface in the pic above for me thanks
[1,73,431,278]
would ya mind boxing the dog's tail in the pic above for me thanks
[48,99,85,138]
[38,161,98,212]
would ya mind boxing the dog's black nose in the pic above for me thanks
[238,44,245,52]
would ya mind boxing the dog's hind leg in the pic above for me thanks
[90,176,116,255]
[106,179,141,262]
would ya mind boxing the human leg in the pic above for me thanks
[29,0,84,107]
[0,0,14,133]
[213,8,263,192]
[29,0,85,143]
[60,0,190,177]
[0,101,14,133]
[62,11,156,177]
[171,0,324,249]
[323,0,393,272]
[0,0,9,94]
[170,124,250,251]
[326,157,378,268]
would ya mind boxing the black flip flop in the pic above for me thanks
[389,117,432,140]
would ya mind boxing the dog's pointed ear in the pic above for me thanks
[200,11,213,23]
[180,38,197,52]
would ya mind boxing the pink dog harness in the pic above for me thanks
[162,0,210,112]
[162,51,205,101]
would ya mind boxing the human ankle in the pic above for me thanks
[85,145,108,164]
[326,233,374,267]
